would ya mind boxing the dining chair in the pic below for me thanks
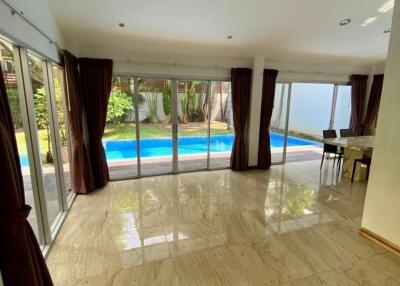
[340,129,353,138]
[320,130,343,169]
[351,157,372,183]
[338,129,353,166]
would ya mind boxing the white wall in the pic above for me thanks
[361,1,400,248]
[268,60,371,83]
[248,56,265,166]
[113,59,249,81]
[0,0,63,62]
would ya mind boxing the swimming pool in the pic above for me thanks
[103,133,319,161]
[19,133,319,166]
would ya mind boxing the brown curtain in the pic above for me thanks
[258,69,278,169]
[230,68,252,171]
[79,59,113,188]
[63,51,94,194]
[350,74,368,136]
[363,74,384,135]
[0,67,53,285]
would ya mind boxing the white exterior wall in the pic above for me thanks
[132,92,230,123]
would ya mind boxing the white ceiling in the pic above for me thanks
[48,0,394,66]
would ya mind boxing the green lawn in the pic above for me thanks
[103,122,233,140]
[15,128,58,157]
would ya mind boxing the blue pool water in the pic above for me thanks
[18,133,319,166]
[103,133,319,161]
[20,154,29,167]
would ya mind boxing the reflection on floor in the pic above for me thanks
[46,159,400,285]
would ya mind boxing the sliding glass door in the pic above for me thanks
[138,78,173,176]
[269,82,352,164]
[176,80,209,172]
[270,83,290,164]
[103,77,139,180]
[209,81,234,169]
[51,64,73,201]
[332,85,352,130]
[104,78,235,179]
[1,34,73,251]
[28,52,62,231]
[0,39,41,240]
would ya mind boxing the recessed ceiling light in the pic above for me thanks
[378,0,394,13]
[118,23,125,28]
[339,18,352,26]
[361,17,378,27]
[384,28,391,33]
[227,35,232,39]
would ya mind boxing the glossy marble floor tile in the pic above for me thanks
[46,160,400,285]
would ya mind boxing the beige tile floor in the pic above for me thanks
[46,160,400,286]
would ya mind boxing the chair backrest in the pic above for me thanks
[323,129,337,139]
[340,128,353,137]
[322,129,338,153]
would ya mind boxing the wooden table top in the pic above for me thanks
[323,136,374,150]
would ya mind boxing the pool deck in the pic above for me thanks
[108,146,323,179]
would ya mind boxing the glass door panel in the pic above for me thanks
[28,52,61,230]
[104,77,138,179]
[333,85,352,131]
[52,65,72,196]
[177,80,209,172]
[289,83,334,137]
[137,78,173,176]
[0,40,40,239]
[209,81,234,169]
[270,83,290,163]
[286,83,332,163]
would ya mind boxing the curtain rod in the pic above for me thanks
[1,0,63,52]
[116,59,352,76]
[116,59,235,71]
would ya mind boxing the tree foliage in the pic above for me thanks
[162,85,171,116]
[33,87,48,129]
[138,79,159,123]
[33,86,53,163]
[106,90,134,124]
[7,89,23,128]
[180,81,207,123]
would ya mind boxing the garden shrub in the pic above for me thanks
[7,89,23,128]
[162,86,171,116]
[106,90,134,124]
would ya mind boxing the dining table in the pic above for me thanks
[323,136,374,182]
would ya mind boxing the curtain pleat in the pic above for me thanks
[79,58,113,188]
[0,65,53,285]
[258,69,278,169]
[230,68,252,171]
[350,74,368,136]
[63,51,94,194]
[363,74,384,135]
